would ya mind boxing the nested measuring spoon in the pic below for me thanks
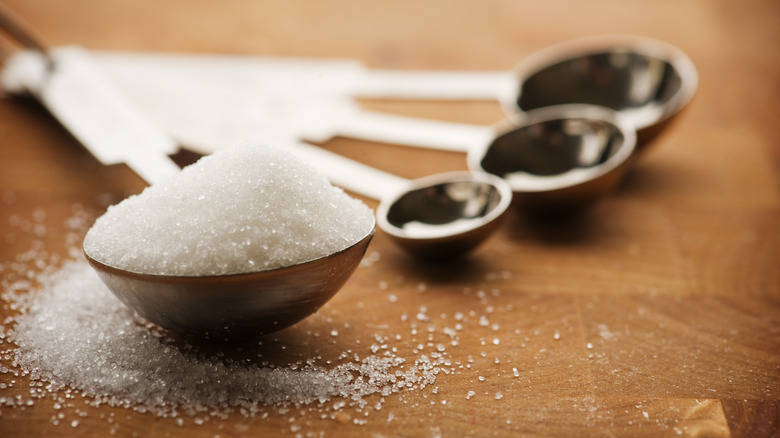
[309,104,637,214]
[289,142,512,260]
[87,138,510,338]
[470,105,637,213]
[355,35,697,149]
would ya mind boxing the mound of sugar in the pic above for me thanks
[83,143,374,276]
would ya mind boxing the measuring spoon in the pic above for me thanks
[355,35,697,149]
[0,19,374,341]
[289,142,512,260]
[85,224,374,339]
[313,104,636,214]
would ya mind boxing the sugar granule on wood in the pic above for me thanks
[1,258,441,420]
[83,143,374,276]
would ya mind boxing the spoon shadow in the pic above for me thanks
[502,198,606,247]
[382,240,506,286]
[156,320,354,367]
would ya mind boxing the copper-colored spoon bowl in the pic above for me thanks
[505,35,698,149]
[470,104,637,214]
[85,223,374,340]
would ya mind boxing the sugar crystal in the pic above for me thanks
[4,259,442,418]
[83,143,374,276]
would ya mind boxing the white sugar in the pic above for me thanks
[83,143,374,276]
[4,258,437,417]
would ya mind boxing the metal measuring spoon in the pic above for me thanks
[85,225,374,340]
[83,137,512,339]
[470,105,636,214]
[356,35,697,150]
[289,142,513,260]
[503,35,697,149]
[305,105,636,215]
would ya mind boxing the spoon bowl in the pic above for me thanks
[505,35,697,149]
[469,105,636,214]
[85,219,374,340]
[376,171,512,259]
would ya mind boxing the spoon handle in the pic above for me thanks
[354,69,516,101]
[3,47,181,185]
[289,142,407,201]
[329,109,495,153]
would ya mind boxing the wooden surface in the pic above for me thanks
[1,0,779,436]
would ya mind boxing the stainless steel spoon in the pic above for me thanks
[471,105,637,213]
[309,105,637,214]
[202,36,682,167]
[502,35,697,149]
[355,35,697,150]
[86,34,695,149]
[289,142,513,260]
[85,225,374,340]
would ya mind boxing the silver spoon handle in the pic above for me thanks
[328,109,495,153]
[354,69,515,101]
[289,142,407,201]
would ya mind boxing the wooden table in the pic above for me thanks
[1,1,778,436]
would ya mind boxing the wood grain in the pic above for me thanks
[1,0,778,437]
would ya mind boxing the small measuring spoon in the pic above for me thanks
[288,142,512,260]
[312,104,637,214]
[470,105,637,213]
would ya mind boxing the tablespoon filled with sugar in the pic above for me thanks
[82,144,376,341]
[289,142,513,260]
[1,6,378,341]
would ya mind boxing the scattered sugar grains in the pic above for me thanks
[83,143,374,276]
[2,258,440,419]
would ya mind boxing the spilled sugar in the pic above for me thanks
[1,255,441,421]
[83,143,374,276]
[0,234,523,431]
